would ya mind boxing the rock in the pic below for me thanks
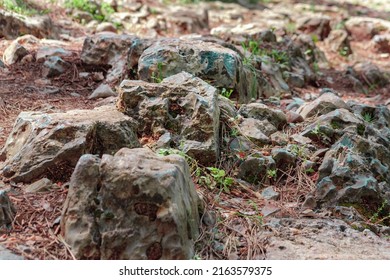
[61,148,200,259]
[272,148,297,170]
[237,156,275,185]
[117,72,219,164]
[0,59,4,68]
[238,103,287,129]
[137,39,264,103]
[261,186,280,200]
[237,118,270,146]
[265,218,390,259]
[3,41,29,65]
[297,16,331,40]
[353,62,388,87]
[0,105,140,183]
[72,10,94,23]
[42,56,70,78]
[286,111,304,123]
[297,93,350,119]
[218,95,237,121]
[36,46,73,62]
[88,84,116,99]
[261,56,290,94]
[80,33,150,84]
[25,178,54,193]
[211,24,276,43]
[325,29,351,55]
[345,17,390,41]
[20,54,34,64]
[165,6,209,35]
[284,72,305,88]
[0,9,54,39]
[261,205,281,217]
[270,131,289,146]
[96,22,117,33]
[0,190,16,230]
[0,245,24,260]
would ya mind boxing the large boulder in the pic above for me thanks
[61,148,200,259]
[0,106,140,183]
[117,72,220,164]
[0,9,54,39]
[137,39,264,102]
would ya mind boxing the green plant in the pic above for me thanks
[220,88,233,99]
[339,46,349,57]
[266,168,277,179]
[0,0,41,15]
[204,167,234,193]
[151,62,164,83]
[369,200,389,224]
[65,0,114,22]
[362,112,374,123]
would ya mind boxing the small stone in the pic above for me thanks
[285,72,305,88]
[36,47,73,62]
[92,72,104,82]
[20,54,34,64]
[25,178,53,193]
[271,148,297,170]
[88,84,116,99]
[155,132,172,149]
[286,111,304,123]
[270,131,289,146]
[237,118,271,146]
[70,92,81,98]
[301,195,317,210]
[96,22,117,33]
[42,56,70,78]
[261,186,280,200]
[0,190,16,229]
[3,42,29,65]
[261,205,281,217]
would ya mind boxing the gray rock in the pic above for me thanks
[325,29,351,55]
[261,186,280,200]
[117,72,219,164]
[0,245,24,260]
[25,178,54,193]
[237,118,271,146]
[0,105,140,183]
[42,56,70,78]
[270,131,289,146]
[3,41,29,65]
[0,190,16,230]
[272,148,297,170]
[297,93,350,119]
[0,59,4,68]
[89,84,116,99]
[238,103,287,129]
[284,72,305,88]
[237,156,275,185]
[36,46,73,62]
[61,148,200,259]
[353,62,388,87]
[0,9,54,39]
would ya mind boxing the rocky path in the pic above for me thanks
[0,0,389,260]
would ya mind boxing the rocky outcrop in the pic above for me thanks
[61,148,200,260]
[117,72,220,164]
[0,106,140,183]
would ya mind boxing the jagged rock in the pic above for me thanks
[345,17,390,41]
[297,16,331,40]
[237,156,275,185]
[0,59,4,68]
[88,84,117,99]
[80,33,150,83]
[0,190,16,230]
[297,93,350,119]
[0,105,140,183]
[165,6,209,35]
[117,72,219,164]
[0,9,54,39]
[25,178,54,193]
[238,103,287,129]
[371,34,390,53]
[72,10,94,23]
[261,186,280,200]
[270,131,289,145]
[36,46,73,62]
[61,148,200,259]
[261,56,290,93]
[325,29,352,55]
[3,41,29,65]
[137,39,265,103]
[284,72,305,88]
[42,56,70,78]
[218,95,237,121]
[272,148,297,170]
[286,111,304,123]
[265,218,390,259]
[353,62,388,87]
[96,22,117,33]
[237,118,271,146]
[211,24,276,44]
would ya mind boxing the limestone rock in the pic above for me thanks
[42,56,70,78]
[88,84,117,99]
[237,118,271,146]
[0,9,54,39]
[25,178,54,193]
[238,103,287,129]
[353,62,388,87]
[0,106,140,183]
[272,148,297,170]
[297,93,350,119]
[61,148,200,259]
[237,156,275,185]
[36,46,73,63]
[0,190,16,230]
[3,41,29,65]
[117,72,219,164]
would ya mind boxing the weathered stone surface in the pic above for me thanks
[261,186,280,200]
[325,29,351,55]
[42,56,70,78]
[96,22,117,33]
[0,245,24,260]
[371,34,390,53]
[3,41,29,65]
[211,24,276,44]
[297,93,350,119]
[237,118,271,146]
[0,105,140,183]
[0,190,16,230]
[117,72,219,164]
[61,148,200,259]
[137,39,264,102]
[345,17,390,41]
[88,84,116,99]
[272,148,297,170]
[0,9,54,39]
[36,46,73,62]
[265,218,390,259]
[237,156,275,185]
[297,16,331,40]
[164,6,209,35]
[238,103,287,129]
[353,62,388,87]
[25,178,54,193]
[80,33,150,83]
